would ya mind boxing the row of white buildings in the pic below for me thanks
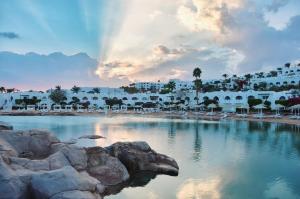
[0,87,296,112]
[1,64,299,112]
[130,64,300,91]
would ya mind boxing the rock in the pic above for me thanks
[48,151,70,170]
[10,157,49,171]
[106,141,179,176]
[0,129,59,159]
[31,166,98,199]
[58,145,87,171]
[51,190,102,199]
[0,156,28,199]
[0,128,179,199]
[0,121,13,130]
[86,147,129,186]
[79,135,106,140]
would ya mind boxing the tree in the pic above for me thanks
[270,71,277,77]
[121,86,138,94]
[222,74,228,80]
[49,86,66,104]
[285,62,291,68]
[248,98,262,108]
[71,85,80,94]
[92,88,100,94]
[193,67,202,104]
[0,87,5,93]
[167,81,176,91]
[105,98,123,107]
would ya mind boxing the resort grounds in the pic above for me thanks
[1,109,300,126]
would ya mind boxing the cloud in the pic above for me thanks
[0,32,19,39]
[94,0,300,84]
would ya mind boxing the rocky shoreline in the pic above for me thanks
[0,122,179,199]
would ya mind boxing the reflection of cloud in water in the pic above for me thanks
[177,177,221,199]
[264,178,300,199]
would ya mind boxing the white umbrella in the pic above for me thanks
[289,104,300,116]
[253,104,266,115]
[274,104,285,115]
[236,104,249,114]
[207,103,217,113]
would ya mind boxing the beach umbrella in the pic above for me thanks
[274,104,285,115]
[289,104,300,116]
[207,103,217,113]
[236,104,249,114]
[253,104,266,115]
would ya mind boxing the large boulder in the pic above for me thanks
[55,145,87,171]
[31,166,102,199]
[86,147,129,186]
[0,156,28,199]
[0,129,59,159]
[0,121,13,131]
[106,141,179,176]
[0,128,179,199]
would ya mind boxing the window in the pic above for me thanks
[236,96,243,100]
[203,96,209,101]
[102,97,108,100]
[122,97,128,100]
[82,97,88,100]
[132,97,138,100]
[92,97,98,100]
[225,96,230,100]
[279,96,286,100]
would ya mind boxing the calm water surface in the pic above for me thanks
[1,115,300,199]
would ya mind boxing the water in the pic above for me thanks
[1,115,300,199]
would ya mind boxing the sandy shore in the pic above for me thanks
[1,110,300,125]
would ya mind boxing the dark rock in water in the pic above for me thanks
[0,126,179,199]
[0,121,13,130]
[79,135,106,140]
[86,147,129,186]
[106,141,179,176]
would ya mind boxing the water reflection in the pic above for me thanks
[177,178,221,199]
[1,115,300,199]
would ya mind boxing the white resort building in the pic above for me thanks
[1,64,300,113]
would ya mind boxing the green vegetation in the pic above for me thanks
[92,88,100,94]
[15,96,41,106]
[105,98,123,107]
[248,98,262,108]
[49,86,66,104]
[193,67,202,104]
[71,85,80,94]
[121,86,138,94]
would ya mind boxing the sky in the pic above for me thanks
[0,0,300,90]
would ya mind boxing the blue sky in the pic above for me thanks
[0,0,300,90]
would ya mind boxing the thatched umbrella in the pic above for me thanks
[207,103,217,113]
[253,104,266,115]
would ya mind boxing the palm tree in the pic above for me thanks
[71,85,80,94]
[193,67,202,104]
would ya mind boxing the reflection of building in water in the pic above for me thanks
[177,177,221,199]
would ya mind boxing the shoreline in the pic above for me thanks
[1,111,300,125]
